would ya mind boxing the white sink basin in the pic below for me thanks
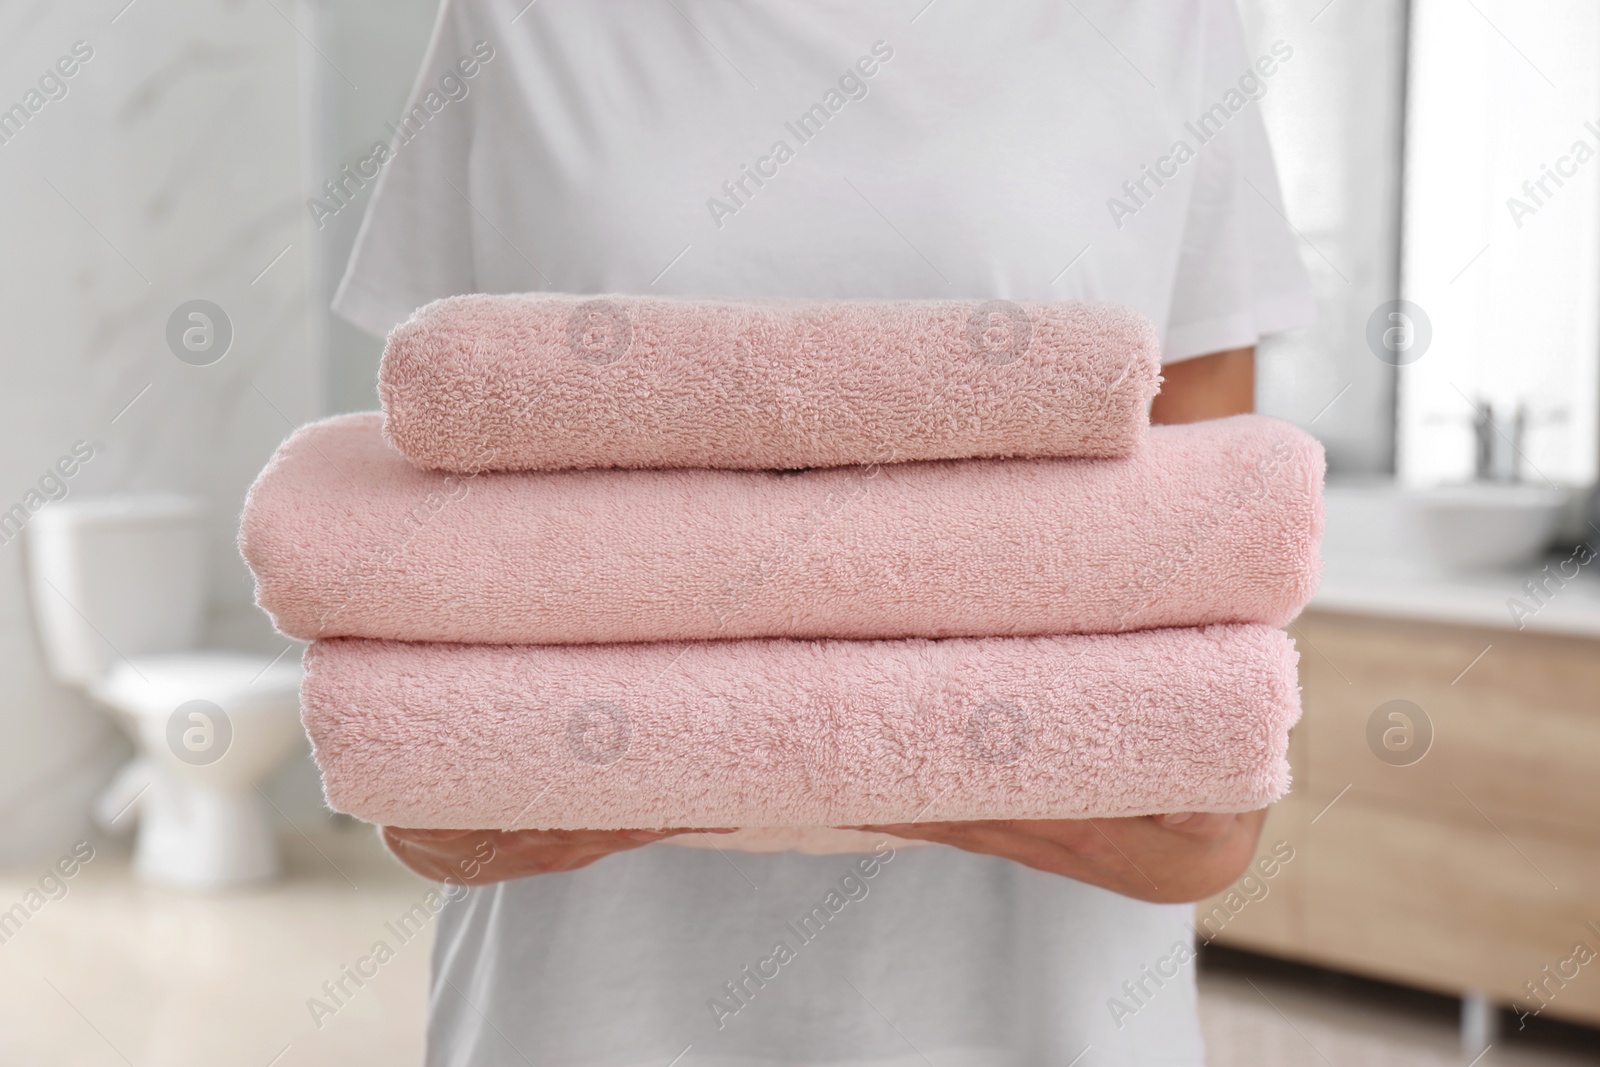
[1407,483,1571,571]
[1323,480,1571,574]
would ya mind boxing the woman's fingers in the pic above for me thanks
[381,825,750,883]
[863,820,1122,883]
[1153,810,1264,843]
[844,815,1268,902]
[385,826,479,843]
[855,821,1031,853]
[1154,812,1231,832]
[611,826,739,842]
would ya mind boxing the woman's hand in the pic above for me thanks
[381,826,734,884]
[865,345,1271,903]
[853,811,1266,904]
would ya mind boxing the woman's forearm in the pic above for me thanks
[1150,346,1255,424]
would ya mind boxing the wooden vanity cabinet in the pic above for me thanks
[1199,610,1600,1027]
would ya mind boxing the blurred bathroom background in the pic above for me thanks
[3,0,1599,1064]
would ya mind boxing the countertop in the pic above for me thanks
[1309,551,1600,638]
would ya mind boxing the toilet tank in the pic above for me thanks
[27,495,208,686]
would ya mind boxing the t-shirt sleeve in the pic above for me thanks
[1163,0,1317,364]
[331,0,478,339]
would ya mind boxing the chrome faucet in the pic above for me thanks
[1470,401,1507,482]
[1467,399,1565,483]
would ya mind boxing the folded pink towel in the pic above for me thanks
[302,625,1300,830]
[240,413,1323,645]
[380,294,1161,472]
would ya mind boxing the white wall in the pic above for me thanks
[0,0,316,863]
[1238,0,1409,475]
[1400,0,1600,487]
[299,0,442,415]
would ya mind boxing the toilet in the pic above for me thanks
[27,495,304,889]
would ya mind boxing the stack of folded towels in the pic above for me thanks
[240,294,1324,853]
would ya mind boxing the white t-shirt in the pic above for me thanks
[334,2,1314,1064]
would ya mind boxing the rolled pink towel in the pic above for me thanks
[302,625,1300,830]
[379,294,1161,472]
[240,412,1323,645]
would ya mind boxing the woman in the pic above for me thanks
[336,2,1315,1063]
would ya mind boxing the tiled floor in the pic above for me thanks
[0,824,432,1067]
[2,828,1594,1066]
[1199,951,1598,1066]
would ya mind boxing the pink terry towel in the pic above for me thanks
[301,624,1300,830]
[240,413,1323,645]
[379,294,1161,472]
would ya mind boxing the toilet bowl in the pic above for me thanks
[27,495,304,890]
